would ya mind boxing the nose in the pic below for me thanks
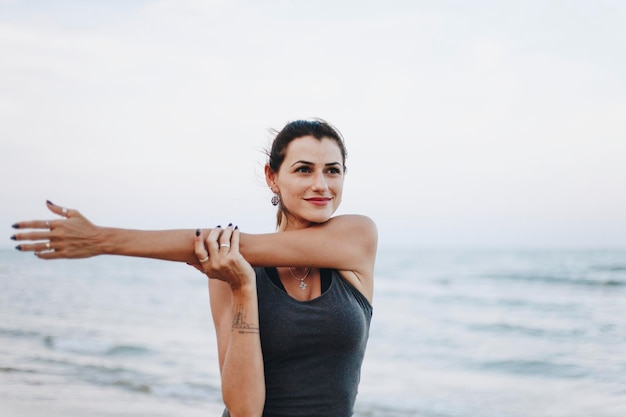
[311,171,328,191]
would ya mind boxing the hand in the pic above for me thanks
[11,200,102,259]
[194,225,255,291]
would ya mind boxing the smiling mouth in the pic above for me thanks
[305,197,332,205]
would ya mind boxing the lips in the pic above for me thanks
[305,197,332,206]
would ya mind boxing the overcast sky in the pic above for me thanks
[1,0,625,249]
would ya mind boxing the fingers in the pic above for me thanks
[12,230,52,243]
[11,201,99,260]
[35,250,62,260]
[231,226,240,252]
[218,224,234,251]
[194,229,210,264]
[192,225,234,276]
[14,239,59,259]
[11,201,79,253]
[15,241,53,253]
[11,200,73,230]
[203,224,235,261]
[206,226,224,259]
[186,262,204,272]
[46,200,76,219]
[12,220,53,230]
[13,228,55,253]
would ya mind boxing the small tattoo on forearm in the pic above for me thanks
[232,304,260,334]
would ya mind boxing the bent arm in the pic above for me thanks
[108,215,378,273]
[197,226,265,417]
[219,284,265,417]
[240,215,377,272]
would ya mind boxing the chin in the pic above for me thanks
[305,211,335,225]
[287,204,338,227]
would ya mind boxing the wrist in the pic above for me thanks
[97,226,117,255]
[231,280,257,298]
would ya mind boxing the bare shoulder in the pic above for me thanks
[323,214,378,241]
[323,215,377,302]
[240,214,377,275]
[321,215,378,260]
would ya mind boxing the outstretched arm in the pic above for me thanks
[12,201,377,283]
[11,201,207,263]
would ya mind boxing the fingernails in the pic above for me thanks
[234,225,239,230]
[46,200,54,205]
[195,229,200,236]
[10,235,16,240]
[228,223,233,227]
[216,225,221,228]
[15,245,22,251]
[11,223,19,229]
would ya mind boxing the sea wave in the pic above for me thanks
[42,335,153,357]
[0,366,37,374]
[484,272,626,287]
[468,323,585,339]
[0,327,41,339]
[590,264,626,272]
[105,344,153,356]
[477,359,589,379]
[29,356,221,402]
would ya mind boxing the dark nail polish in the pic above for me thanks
[228,223,233,227]
[46,200,54,205]
[15,245,22,251]
[11,223,19,229]
[216,225,221,228]
[10,235,16,240]
[195,229,200,236]
[234,225,239,230]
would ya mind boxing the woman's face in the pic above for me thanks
[267,135,345,229]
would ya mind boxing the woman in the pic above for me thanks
[12,119,377,417]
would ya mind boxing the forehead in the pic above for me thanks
[283,135,343,163]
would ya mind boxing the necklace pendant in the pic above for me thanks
[289,267,311,290]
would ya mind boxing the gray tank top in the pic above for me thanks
[222,267,373,417]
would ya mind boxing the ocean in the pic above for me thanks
[1,247,625,417]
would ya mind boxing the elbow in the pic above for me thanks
[226,410,263,417]
[223,393,265,417]
[225,404,264,417]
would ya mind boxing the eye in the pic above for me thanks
[327,167,342,175]
[295,165,312,173]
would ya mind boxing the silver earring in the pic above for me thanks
[271,194,280,206]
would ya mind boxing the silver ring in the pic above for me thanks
[198,256,209,263]
[219,243,230,249]
[46,242,50,249]
[62,207,68,216]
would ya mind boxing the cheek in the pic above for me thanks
[331,178,345,193]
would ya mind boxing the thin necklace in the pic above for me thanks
[289,267,311,290]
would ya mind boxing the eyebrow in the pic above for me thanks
[290,160,342,167]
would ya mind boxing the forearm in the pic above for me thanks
[221,285,265,417]
[99,227,209,263]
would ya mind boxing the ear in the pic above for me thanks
[264,163,278,192]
